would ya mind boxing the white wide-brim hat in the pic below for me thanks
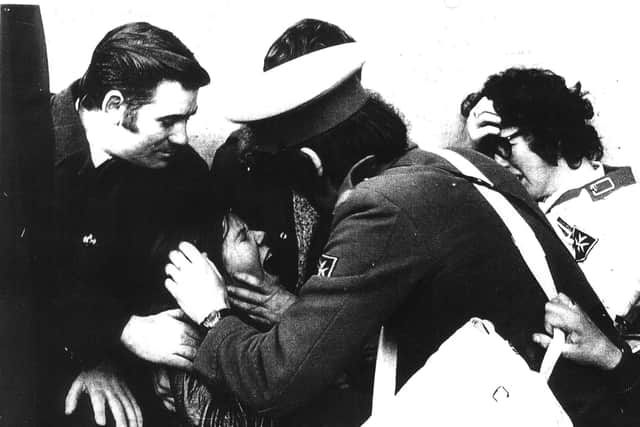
[223,42,368,149]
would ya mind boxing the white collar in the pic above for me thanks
[539,161,603,212]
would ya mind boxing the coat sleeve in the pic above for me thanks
[193,186,429,415]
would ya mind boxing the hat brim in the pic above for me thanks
[224,42,366,123]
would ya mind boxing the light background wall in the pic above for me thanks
[32,0,640,168]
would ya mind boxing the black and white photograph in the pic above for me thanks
[2,1,640,426]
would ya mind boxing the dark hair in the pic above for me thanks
[78,22,210,111]
[461,68,602,167]
[263,18,355,71]
[147,205,227,299]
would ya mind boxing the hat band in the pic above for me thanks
[254,76,369,150]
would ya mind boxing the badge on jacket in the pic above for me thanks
[317,254,339,278]
[556,217,598,263]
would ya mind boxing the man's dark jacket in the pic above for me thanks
[195,147,629,427]
[40,81,210,420]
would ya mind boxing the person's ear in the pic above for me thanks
[299,147,324,177]
[101,90,126,125]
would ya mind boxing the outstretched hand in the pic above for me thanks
[533,293,622,370]
[65,362,142,427]
[165,241,229,325]
[120,308,203,370]
[228,272,297,327]
[465,96,501,145]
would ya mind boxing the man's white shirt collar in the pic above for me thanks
[539,161,604,212]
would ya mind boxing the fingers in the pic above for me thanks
[232,272,262,288]
[176,344,198,361]
[121,386,142,427]
[165,264,181,282]
[228,285,269,303]
[544,300,577,329]
[471,97,499,121]
[153,367,176,413]
[164,277,179,301]
[178,241,205,263]
[102,389,127,427]
[88,388,107,426]
[181,324,204,343]
[473,112,501,127]
[166,355,194,371]
[473,124,500,138]
[532,333,551,349]
[161,395,176,413]
[229,296,258,313]
[114,386,139,427]
[168,249,191,270]
[555,292,575,307]
[64,376,83,415]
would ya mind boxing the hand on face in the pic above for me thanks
[532,293,623,370]
[228,272,297,328]
[165,241,229,324]
[164,214,282,327]
[465,96,502,145]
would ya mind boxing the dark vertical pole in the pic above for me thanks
[0,4,53,426]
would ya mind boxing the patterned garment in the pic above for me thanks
[171,370,276,427]
[292,191,320,289]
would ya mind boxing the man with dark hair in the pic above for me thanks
[461,67,640,337]
[165,43,631,426]
[41,22,211,427]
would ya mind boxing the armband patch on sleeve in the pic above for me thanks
[317,254,339,278]
[556,216,598,263]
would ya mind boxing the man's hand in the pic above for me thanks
[465,96,501,144]
[228,272,297,327]
[65,362,142,427]
[151,366,176,413]
[533,293,623,370]
[120,309,203,369]
[165,241,229,324]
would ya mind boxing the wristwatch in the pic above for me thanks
[200,308,233,329]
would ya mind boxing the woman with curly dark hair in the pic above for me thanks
[461,69,640,403]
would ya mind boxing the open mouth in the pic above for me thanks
[263,250,278,275]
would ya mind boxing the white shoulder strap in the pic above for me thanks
[372,149,565,413]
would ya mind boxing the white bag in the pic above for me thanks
[363,150,572,427]
[364,320,571,427]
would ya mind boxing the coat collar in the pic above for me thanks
[51,80,94,174]
[336,144,547,228]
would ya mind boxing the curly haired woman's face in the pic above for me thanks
[221,213,273,282]
[493,127,560,202]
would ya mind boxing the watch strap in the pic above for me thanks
[200,308,233,329]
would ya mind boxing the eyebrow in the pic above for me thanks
[158,106,199,123]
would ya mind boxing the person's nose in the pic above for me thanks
[169,121,189,145]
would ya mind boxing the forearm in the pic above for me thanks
[194,269,400,415]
